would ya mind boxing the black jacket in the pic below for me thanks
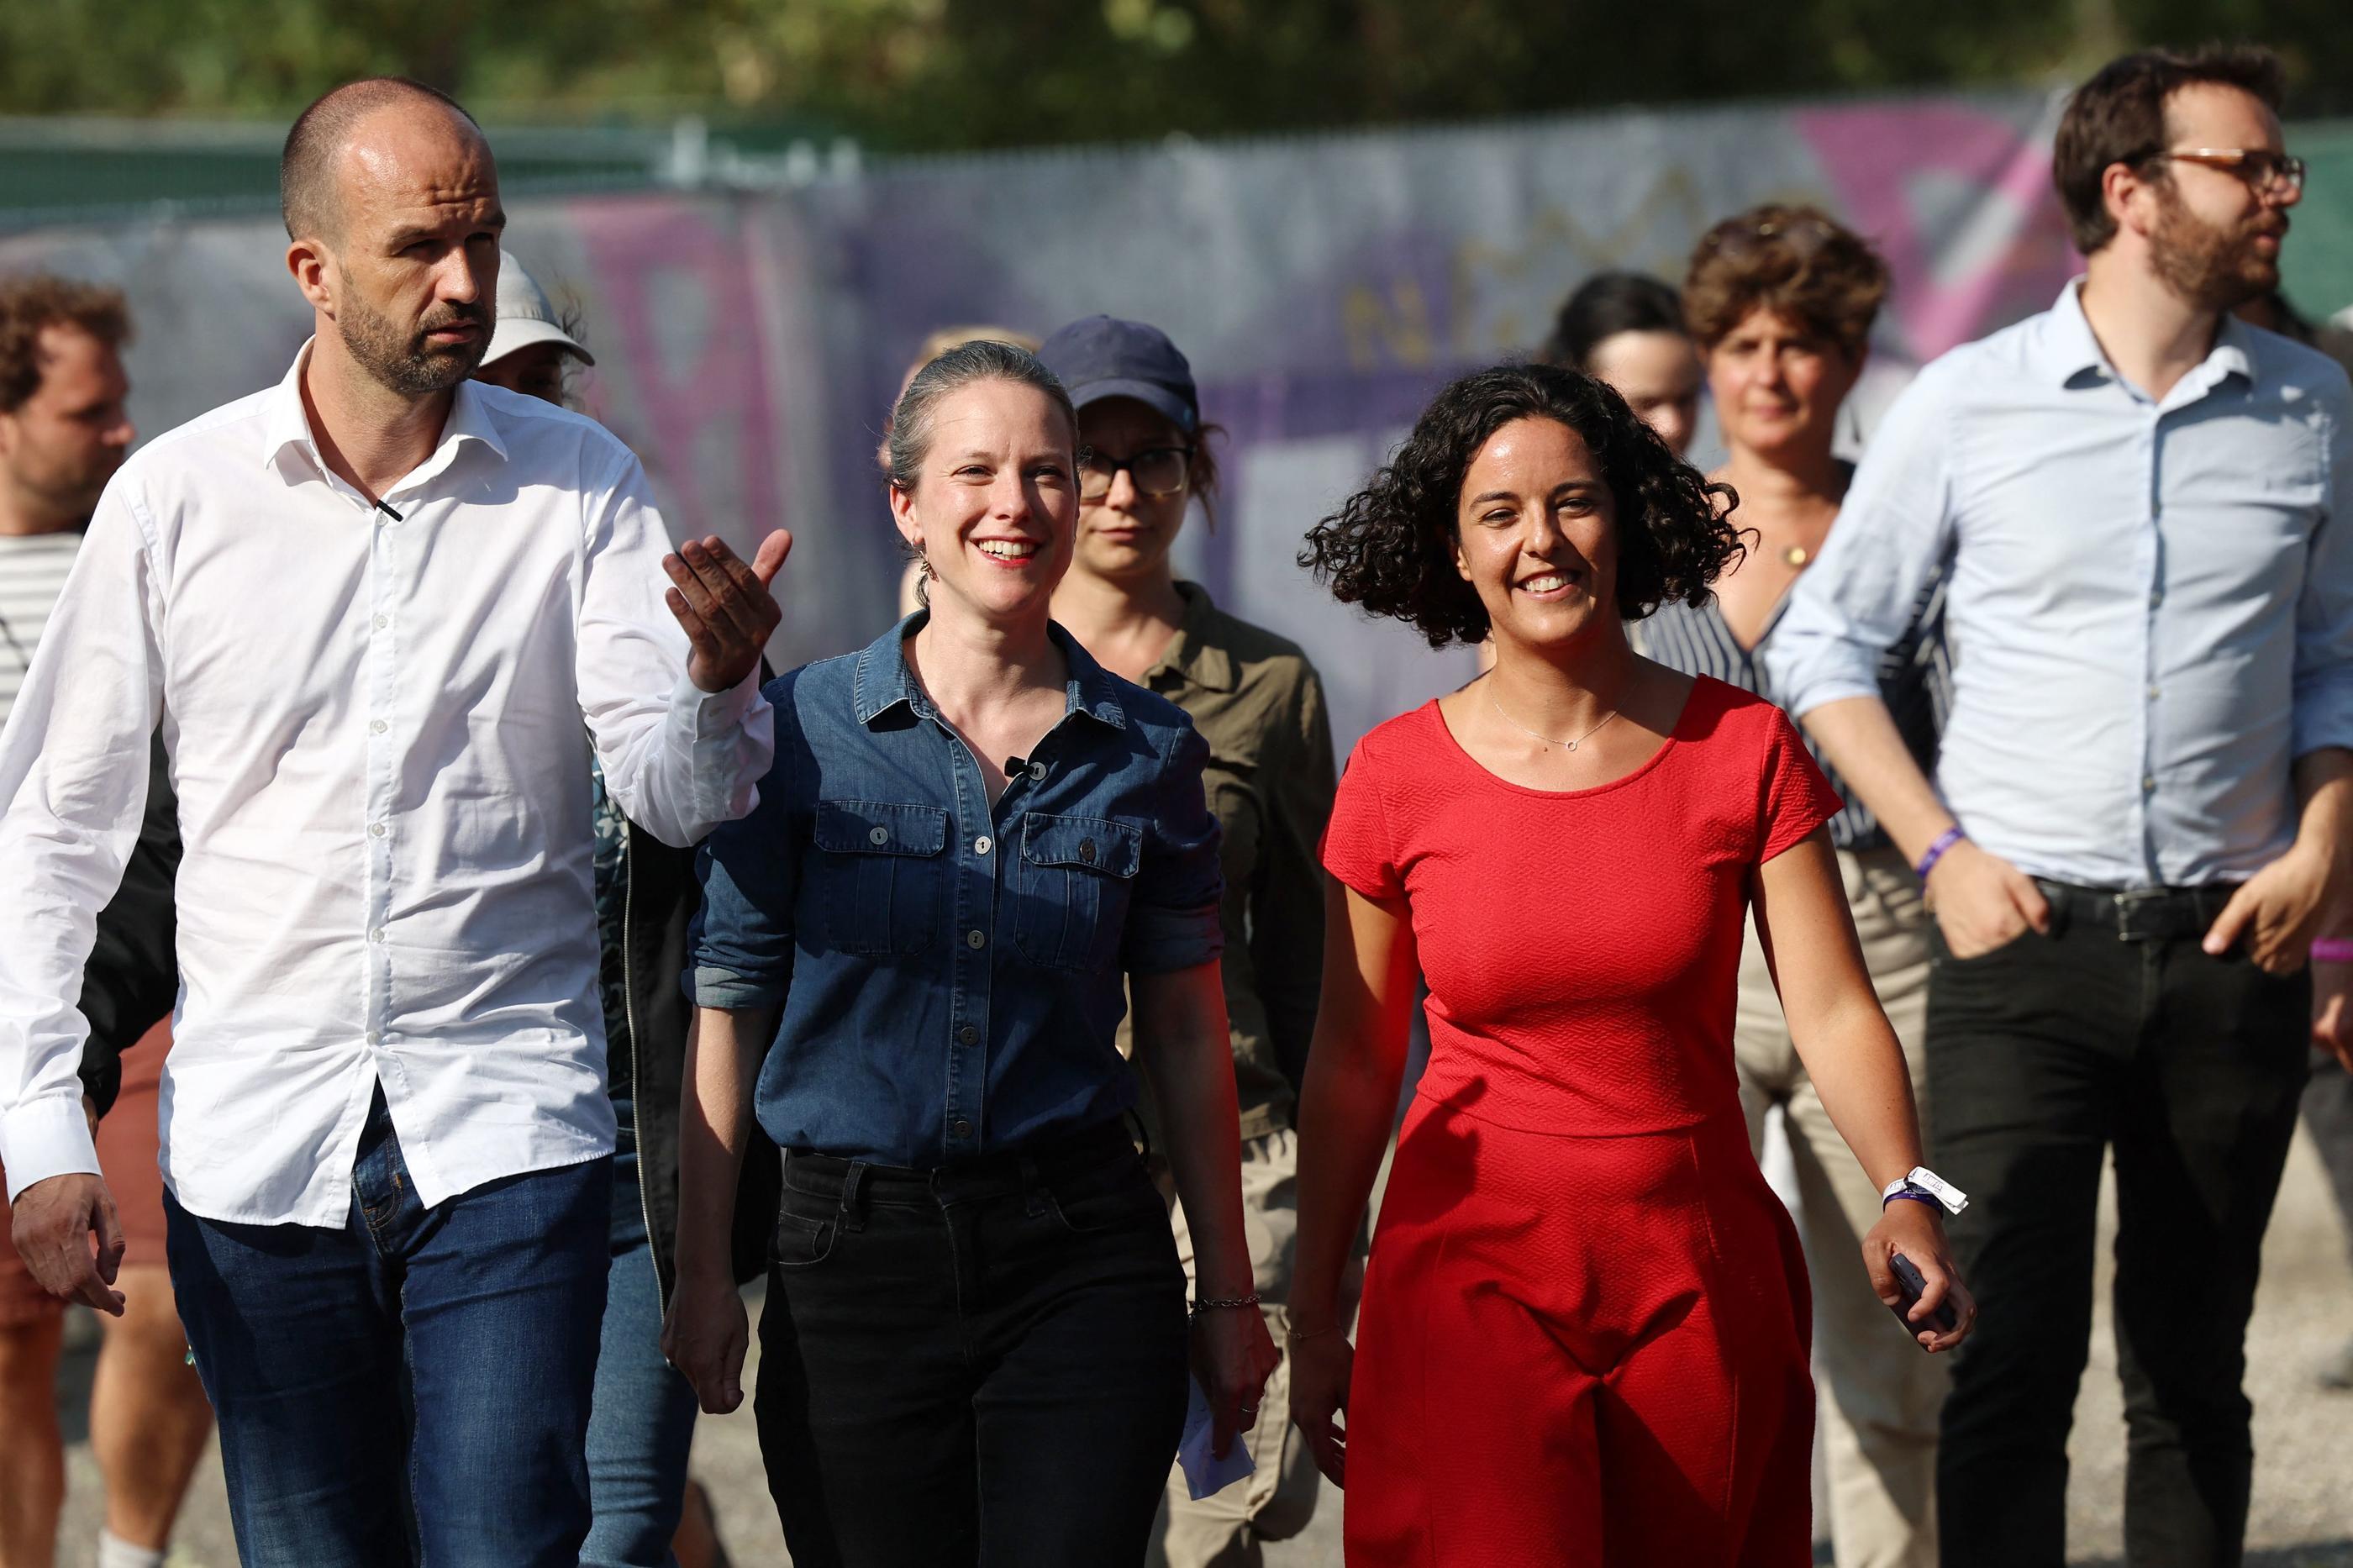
[76,735,181,1115]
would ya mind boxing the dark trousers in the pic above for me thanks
[1926,900,2308,1568]
[164,1087,612,1568]
[755,1118,1191,1568]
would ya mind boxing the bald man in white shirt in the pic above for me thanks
[0,77,789,1567]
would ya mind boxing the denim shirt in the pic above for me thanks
[692,616,1224,1168]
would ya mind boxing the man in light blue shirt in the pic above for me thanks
[1768,45,2353,1568]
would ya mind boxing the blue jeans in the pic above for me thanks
[164,1086,611,1568]
[584,1100,700,1567]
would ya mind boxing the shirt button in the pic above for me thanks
[369,719,388,735]
[868,825,889,846]
[366,1030,382,1045]
[2142,776,2157,794]
[1078,838,1097,864]
[369,823,387,839]
[966,929,987,950]
[958,1024,978,1045]
[1028,761,1045,781]
[370,926,387,943]
[2146,684,2161,701]
[2148,590,2162,610]
[950,1118,973,1139]
[373,614,390,629]
[974,835,993,855]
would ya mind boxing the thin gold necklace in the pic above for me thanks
[1487,681,1621,753]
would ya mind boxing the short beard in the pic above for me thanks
[336,285,487,397]
[2147,185,2277,313]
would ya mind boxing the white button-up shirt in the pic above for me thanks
[0,346,773,1225]
[1768,282,2353,889]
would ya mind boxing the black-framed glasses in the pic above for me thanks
[2144,147,2307,197]
[1078,445,1193,500]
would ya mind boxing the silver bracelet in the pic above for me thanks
[1189,1292,1262,1318]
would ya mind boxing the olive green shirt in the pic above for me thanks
[1120,582,1336,1140]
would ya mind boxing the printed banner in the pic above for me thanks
[2,90,2082,749]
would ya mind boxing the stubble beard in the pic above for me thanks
[2148,187,2278,313]
[337,286,487,398]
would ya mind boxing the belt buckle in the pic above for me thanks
[2110,887,2167,943]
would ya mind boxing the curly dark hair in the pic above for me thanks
[1299,363,1739,649]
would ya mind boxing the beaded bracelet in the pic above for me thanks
[1189,1292,1262,1318]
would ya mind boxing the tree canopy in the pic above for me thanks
[4,0,2349,147]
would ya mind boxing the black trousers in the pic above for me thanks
[1927,893,2309,1568]
[755,1119,1190,1568]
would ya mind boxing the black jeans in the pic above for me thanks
[1927,896,2308,1568]
[755,1118,1190,1568]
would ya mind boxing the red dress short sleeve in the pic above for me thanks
[1320,733,1405,900]
[1758,704,1845,863]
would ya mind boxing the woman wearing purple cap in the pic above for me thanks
[1041,316,1340,1565]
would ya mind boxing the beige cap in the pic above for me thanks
[482,250,594,367]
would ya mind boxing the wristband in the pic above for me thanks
[1882,1165,1970,1216]
[2314,938,2353,964]
[1913,825,1968,882]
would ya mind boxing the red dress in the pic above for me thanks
[1323,676,1841,1565]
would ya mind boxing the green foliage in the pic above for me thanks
[2,0,2347,145]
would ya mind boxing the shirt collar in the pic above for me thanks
[2045,277,2256,395]
[851,611,1129,732]
[1146,581,1238,694]
[261,338,513,488]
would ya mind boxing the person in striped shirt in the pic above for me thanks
[0,272,213,1568]
[1636,207,1951,1568]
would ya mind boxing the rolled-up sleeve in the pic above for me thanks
[691,677,802,1010]
[1121,718,1224,974]
[1766,362,1961,719]
[0,489,164,1195]
[577,445,775,849]
[2292,384,2353,759]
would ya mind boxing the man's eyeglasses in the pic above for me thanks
[2145,147,2307,197]
[1078,446,1193,500]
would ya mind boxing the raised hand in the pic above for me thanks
[663,529,793,693]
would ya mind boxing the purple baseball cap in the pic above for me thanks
[1036,316,1199,434]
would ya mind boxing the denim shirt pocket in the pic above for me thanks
[1013,812,1143,971]
[811,801,950,955]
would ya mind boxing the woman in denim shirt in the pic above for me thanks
[663,340,1279,1566]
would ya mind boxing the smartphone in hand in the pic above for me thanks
[1888,1252,1958,1342]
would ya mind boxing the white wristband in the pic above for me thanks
[1882,1166,1969,1216]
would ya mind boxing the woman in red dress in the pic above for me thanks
[1286,363,1975,1565]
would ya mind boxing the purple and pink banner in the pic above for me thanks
[3,90,2076,746]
